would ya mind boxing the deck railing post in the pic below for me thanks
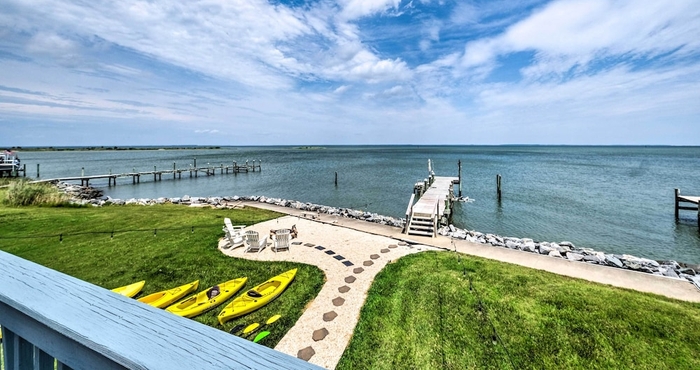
[22,163,26,177]
[675,188,680,220]
[81,167,84,177]
[174,163,176,179]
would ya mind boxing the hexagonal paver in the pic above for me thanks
[298,346,315,361]
[292,241,303,245]
[388,244,398,249]
[370,254,380,260]
[381,248,390,253]
[363,260,374,266]
[323,311,338,322]
[332,297,345,306]
[353,267,364,274]
[344,276,356,283]
[398,241,408,246]
[338,285,351,293]
[304,243,315,247]
[313,328,329,341]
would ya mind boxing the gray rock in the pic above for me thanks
[661,267,680,279]
[548,250,562,258]
[567,253,584,261]
[505,241,519,249]
[678,268,696,276]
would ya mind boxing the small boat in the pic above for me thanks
[138,281,199,309]
[166,277,247,318]
[218,269,297,325]
[111,280,146,298]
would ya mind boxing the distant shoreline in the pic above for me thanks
[8,146,222,152]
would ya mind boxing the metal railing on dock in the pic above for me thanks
[31,159,262,187]
[0,250,320,370]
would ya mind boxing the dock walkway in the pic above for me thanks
[33,162,261,187]
[674,189,700,227]
[404,160,461,237]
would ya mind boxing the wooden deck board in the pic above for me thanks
[412,177,459,216]
[678,195,700,204]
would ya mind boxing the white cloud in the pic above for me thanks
[459,0,700,78]
[339,0,402,20]
[334,85,350,94]
[194,129,220,134]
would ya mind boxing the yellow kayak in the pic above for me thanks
[111,280,146,298]
[218,269,297,325]
[138,281,199,309]
[166,277,247,318]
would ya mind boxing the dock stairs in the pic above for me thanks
[406,213,437,237]
[404,160,461,237]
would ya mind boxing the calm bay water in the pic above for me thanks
[18,146,700,264]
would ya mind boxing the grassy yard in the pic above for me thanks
[0,201,325,351]
[337,251,700,370]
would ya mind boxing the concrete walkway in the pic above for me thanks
[217,201,700,369]
[240,201,700,303]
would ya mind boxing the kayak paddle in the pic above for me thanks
[244,314,282,339]
[240,323,260,337]
[253,331,270,343]
[229,324,246,335]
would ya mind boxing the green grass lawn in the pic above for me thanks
[0,202,325,350]
[337,251,700,370]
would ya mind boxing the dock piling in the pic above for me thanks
[23,164,26,177]
[335,172,338,186]
[81,167,84,177]
[497,174,502,201]
[675,188,680,220]
[36,164,40,178]
[458,160,462,197]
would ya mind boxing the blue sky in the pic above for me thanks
[0,0,699,146]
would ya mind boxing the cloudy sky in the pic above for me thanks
[1,0,699,146]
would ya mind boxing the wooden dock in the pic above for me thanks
[404,160,461,237]
[675,189,700,227]
[33,160,261,187]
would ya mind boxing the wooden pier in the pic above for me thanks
[675,188,700,228]
[33,159,261,187]
[404,160,461,237]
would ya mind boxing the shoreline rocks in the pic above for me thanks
[57,181,699,290]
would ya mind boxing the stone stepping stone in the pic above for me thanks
[332,297,345,306]
[363,260,374,266]
[333,255,345,260]
[292,241,302,245]
[304,243,315,247]
[325,250,335,255]
[381,248,390,253]
[313,328,329,341]
[338,286,350,293]
[315,246,325,250]
[344,276,356,283]
[353,267,364,274]
[298,346,315,361]
[370,254,380,260]
[342,260,354,267]
[398,241,408,246]
[388,244,398,249]
[323,311,338,322]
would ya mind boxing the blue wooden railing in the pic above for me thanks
[0,250,322,370]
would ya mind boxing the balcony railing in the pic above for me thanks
[0,250,321,370]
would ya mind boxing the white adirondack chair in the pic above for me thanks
[244,230,267,253]
[272,229,291,252]
[222,218,246,250]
